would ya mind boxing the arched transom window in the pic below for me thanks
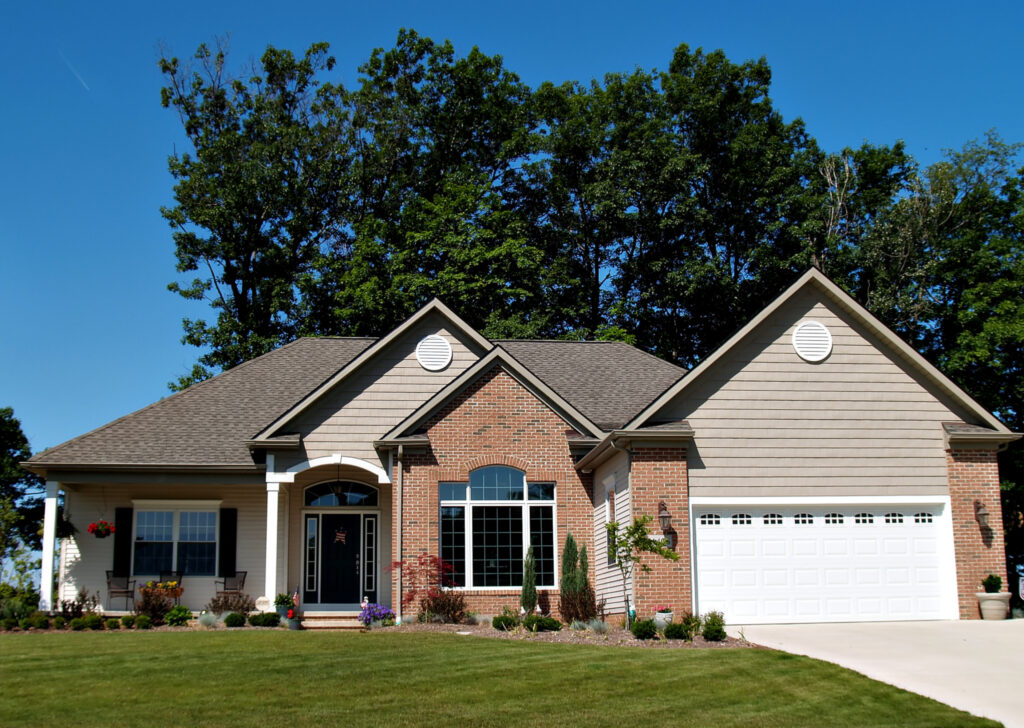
[305,481,379,508]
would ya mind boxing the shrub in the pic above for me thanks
[105,618,120,630]
[1,617,16,631]
[631,619,657,640]
[248,612,282,628]
[120,614,135,629]
[19,617,30,630]
[274,593,293,608]
[0,583,40,623]
[523,615,561,632]
[165,605,193,627]
[84,614,104,631]
[29,611,50,630]
[69,617,86,631]
[570,619,588,630]
[560,534,598,623]
[224,612,246,628]
[419,589,468,624]
[982,574,1002,593]
[135,614,153,630]
[521,545,538,613]
[701,611,726,642]
[664,621,696,641]
[59,588,99,621]
[53,616,66,630]
[135,586,173,625]
[492,608,520,631]
[206,592,256,616]
[198,611,217,628]
[587,619,609,634]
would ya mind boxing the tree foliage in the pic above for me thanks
[1,407,44,579]
[606,516,679,627]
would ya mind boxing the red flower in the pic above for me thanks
[286,608,295,619]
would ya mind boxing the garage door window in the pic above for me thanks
[700,514,720,526]
[855,513,874,525]
[763,513,783,525]
[914,512,933,524]
[731,513,752,525]
[825,513,844,525]
[794,513,813,525]
[885,513,904,524]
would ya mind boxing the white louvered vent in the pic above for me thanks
[415,334,453,371]
[792,320,833,362]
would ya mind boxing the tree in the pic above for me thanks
[1,407,44,579]
[605,516,678,627]
[520,545,537,614]
[559,532,596,622]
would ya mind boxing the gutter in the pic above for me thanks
[575,427,694,473]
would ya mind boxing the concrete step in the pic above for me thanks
[300,615,363,630]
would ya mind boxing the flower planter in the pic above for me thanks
[276,606,290,619]
[976,592,1011,620]
[288,618,302,630]
[654,612,674,631]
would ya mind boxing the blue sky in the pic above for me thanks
[2,0,1023,456]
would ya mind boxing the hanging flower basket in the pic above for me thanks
[87,520,115,538]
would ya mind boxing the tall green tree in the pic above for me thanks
[1,408,44,577]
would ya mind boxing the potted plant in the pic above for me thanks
[653,605,674,631]
[286,607,302,630]
[977,574,1011,620]
[274,593,292,619]
[86,520,115,538]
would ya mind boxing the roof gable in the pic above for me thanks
[627,268,1013,434]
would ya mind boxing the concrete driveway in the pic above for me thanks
[730,620,1024,727]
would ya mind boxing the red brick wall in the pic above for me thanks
[629,446,691,619]
[391,366,594,620]
[947,448,1009,618]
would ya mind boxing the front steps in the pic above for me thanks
[300,613,363,630]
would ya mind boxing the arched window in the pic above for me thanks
[305,481,379,507]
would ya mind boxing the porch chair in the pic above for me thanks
[106,571,136,611]
[159,569,185,605]
[214,571,246,598]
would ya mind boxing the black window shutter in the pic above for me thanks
[112,507,133,577]
[218,508,238,578]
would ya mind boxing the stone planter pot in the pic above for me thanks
[976,592,1011,620]
[288,617,302,630]
[654,612,674,631]
[276,606,290,619]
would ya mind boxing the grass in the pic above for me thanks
[0,630,997,727]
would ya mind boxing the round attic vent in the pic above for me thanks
[792,321,833,362]
[416,334,453,371]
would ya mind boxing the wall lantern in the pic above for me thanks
[974,500,991,529]
[658,501,676,549]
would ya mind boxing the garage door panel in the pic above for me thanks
[694,506,948,624]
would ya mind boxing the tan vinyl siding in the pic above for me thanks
[58,483,266,612]
[659,289,972,498]
[593,450,631,614]
[290,314,481,464]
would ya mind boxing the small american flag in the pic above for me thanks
[334,528,347,544]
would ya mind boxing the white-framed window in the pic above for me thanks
[132,500,219,576]
[439,466,556,589]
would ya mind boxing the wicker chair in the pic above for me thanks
[106,571,136,611]
[214,571,246,598]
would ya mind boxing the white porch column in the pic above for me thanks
[264,482,281,600]
[39,481,59,611]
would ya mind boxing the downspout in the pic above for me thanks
[396,445,404,625]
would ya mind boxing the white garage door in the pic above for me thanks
[693,505,953,624]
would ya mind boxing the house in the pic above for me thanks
[24,269,1018,624]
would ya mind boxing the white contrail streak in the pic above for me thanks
[58,50,90,91]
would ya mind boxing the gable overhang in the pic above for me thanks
[943,423,1022,451]
[376,346,606,446]
[252,299,494,442]
[625,268,1017,436]
[574,425,695,473]
[20,461,265,486]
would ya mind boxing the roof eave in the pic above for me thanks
[575,428,694,472]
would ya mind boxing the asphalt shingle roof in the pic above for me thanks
[29,337,686,469]
[497,340,686,430]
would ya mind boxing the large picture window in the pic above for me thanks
[133,508,217,576]
[439,466,555,589]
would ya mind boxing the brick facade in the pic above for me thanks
[392,366,594,619]
[629,446,692,619]
[947,447,1009,618]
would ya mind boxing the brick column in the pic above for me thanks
[630,446,691,619]
[947,448,1008,618]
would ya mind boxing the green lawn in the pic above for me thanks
[0,631,997,727]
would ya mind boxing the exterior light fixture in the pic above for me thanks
[975,500,990,529]
[658,501,675,549]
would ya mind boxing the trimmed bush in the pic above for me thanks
[492,614,519,631]
[120,614,135,629]
[135,614,153,630]
[1,617,17,631]
[165,605,193,627]
[105,618,120,630]
[29,611,51,630]
[198,611,217,628]
[83,614,105,631]
[631,619,657,640]
[206,592,256,616]
[248,612,282,627]
[419,589,468,624]
[523,615,561,632]
[982,574,1002,593]
[18,618,30,631]
[53,616,66,630]
[69,617,86,631]
[224,612,246,628]
[701,611,726,642]
[664,621,695,641]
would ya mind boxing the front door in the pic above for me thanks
[303,512,378,607]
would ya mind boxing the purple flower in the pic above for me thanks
[358,603,395,626]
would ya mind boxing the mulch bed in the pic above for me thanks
[392,620,753,648]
